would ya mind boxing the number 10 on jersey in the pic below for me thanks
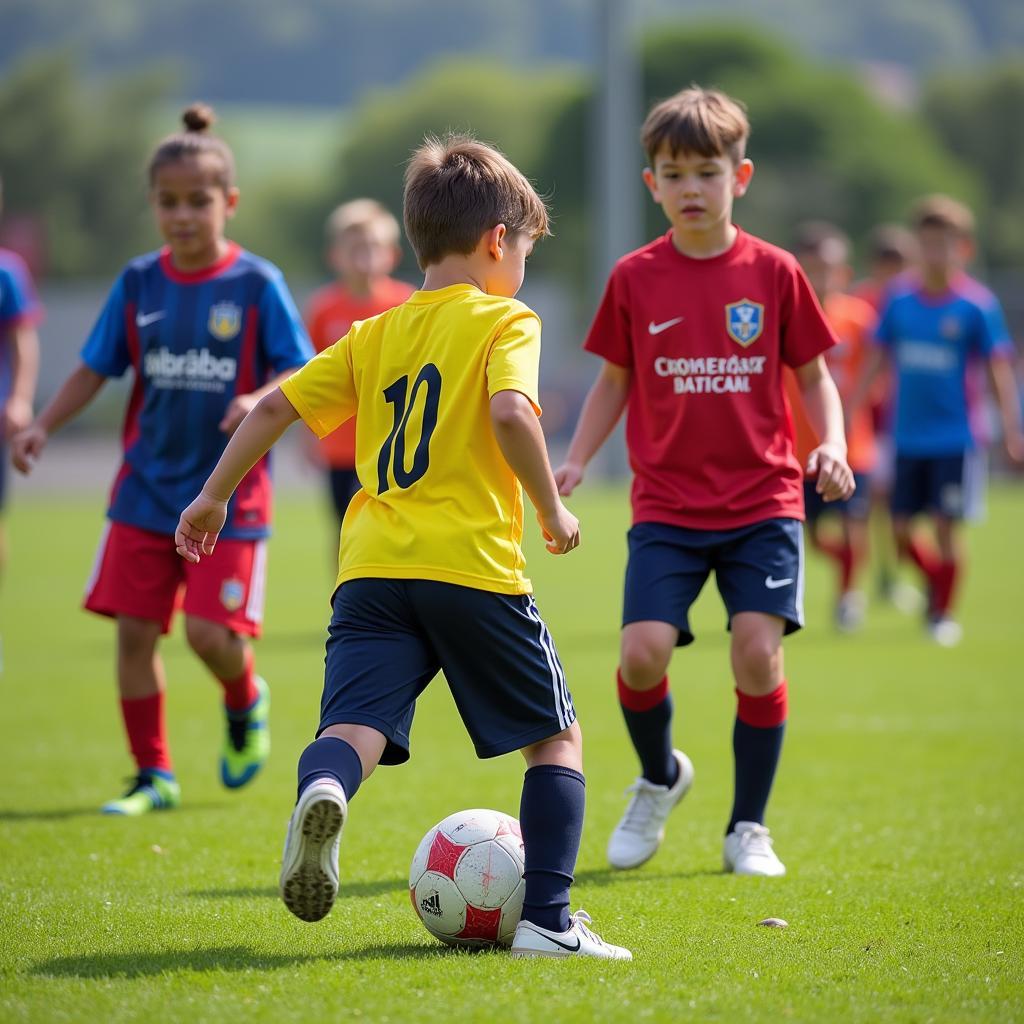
[377,364,442,494]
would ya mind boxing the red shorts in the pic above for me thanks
[84,521,267,637]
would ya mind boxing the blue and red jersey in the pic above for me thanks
[81,243,313,539]
[0,248,44,404]
[875,274,1013,456]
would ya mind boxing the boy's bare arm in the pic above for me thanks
[4,322,40,437]
[176,387,300,562]
[490,389,580,555]
[11,362,106,473]
[219,365,306,435]
[988,355,1024,464]
[846,344,886,425]
[554,361,631,495]
[794,355,855,502]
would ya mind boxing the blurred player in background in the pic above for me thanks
[304,200,413,532]
[555,88,853,878]
[0,173,43,670]
[853,224,920,609]
[854,195,1023,646]
[11,105,312,813]
[787,221,878,631]
[176,134,630,960]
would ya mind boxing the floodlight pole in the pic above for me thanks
[594,0,642,290]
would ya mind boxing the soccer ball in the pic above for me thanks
[409,808,525,948]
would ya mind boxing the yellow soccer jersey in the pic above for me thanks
[281,283,543,594]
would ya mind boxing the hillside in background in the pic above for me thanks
[3,0,1023,107]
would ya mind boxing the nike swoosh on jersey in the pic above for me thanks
[765,576,794,589]
[136,310,167,328]
[648,316,685,335]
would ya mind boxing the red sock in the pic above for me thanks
[839,543,856,593]
[932,559,960,616]
[736,680,788,728]
[120,693,172,774]
[616,670,669,711]
[814,535,845,562]
[218,647,259,712]
[906,537,941,589]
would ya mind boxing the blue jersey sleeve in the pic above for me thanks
[874,296,897,349]
[0,256,40,325]
[973,295,1012,358]
[258,270,314,375]
[80,274,131,377]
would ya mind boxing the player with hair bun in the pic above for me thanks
[12,104,313,814]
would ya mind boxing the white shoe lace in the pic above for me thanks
[570,909,606,948]
[617,780,668,836]
[736,823,774,858]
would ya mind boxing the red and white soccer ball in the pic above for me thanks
[409,808,525,948]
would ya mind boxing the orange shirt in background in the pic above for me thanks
[304,277,415,467]
[786,291,878,475]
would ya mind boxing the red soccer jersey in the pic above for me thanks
[584,228,838,530]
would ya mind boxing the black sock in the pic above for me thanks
[727,719,784,833]
[296,736,363,802]
[519,765,584,933]
[618,673,678,787]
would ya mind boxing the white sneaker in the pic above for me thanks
[279,778,347,922]
[928,617,963,647]
[511,909,632,960]
[607,750,694,870]
[835,590,866,632]
[723,821,786,877]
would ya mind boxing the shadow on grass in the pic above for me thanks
[0,801,229,823]
[187,876,407,901]
[31,942,452,978]
[575,866,723,886]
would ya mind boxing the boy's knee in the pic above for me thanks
[620,635,672,690]
[184,616,231,661]
[730,619,783,687]
[117,616,160,661]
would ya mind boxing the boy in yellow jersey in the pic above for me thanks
[175,135,630,960]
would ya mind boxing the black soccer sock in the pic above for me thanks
[617,671,679,787]
[519,765,585,934]
[296,736,363,803]
[727,683,788,832]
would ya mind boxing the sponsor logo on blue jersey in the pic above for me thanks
[208,301,242,341]
[144,346,237,392]
[725,299,764,347]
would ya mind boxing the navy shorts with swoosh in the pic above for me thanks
[623,518,804,647]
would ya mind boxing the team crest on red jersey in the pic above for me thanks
[208,301,242,341]
[725,299,764,348]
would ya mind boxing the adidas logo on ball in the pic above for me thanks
[419,891,443,917]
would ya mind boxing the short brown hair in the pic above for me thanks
[326,198,401,247]
[866,223,917,266]
[910,194,975,238]
[642,87,750,165]
[793,220,850,265]
[148,103,235,191]
[403,134,550,269]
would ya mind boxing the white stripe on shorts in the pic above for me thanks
[794,526,806,628]
[83,521,112,601]
[245,540,268,624]
[526,597,573,730]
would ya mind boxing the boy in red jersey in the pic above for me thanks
[787,222,878,631]
[556,87,853,876]
[304,200,413,527]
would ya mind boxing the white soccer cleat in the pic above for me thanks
[279,778,347,922]
[607,750,694,870]
[835,590,867,633]
[723,821,786,877]
[511,909,632,960]
[927,617,963,647]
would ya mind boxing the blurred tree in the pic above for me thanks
[922,61,1024,268]
[0,51,171,277]
[640,24,979,259]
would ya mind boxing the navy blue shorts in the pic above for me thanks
[803,472,871,523]
[891,453,968,520]
[623,518,804,647]
[319,578,576,765]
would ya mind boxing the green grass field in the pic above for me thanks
[2,482,1022,1022]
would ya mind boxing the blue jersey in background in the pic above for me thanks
[876,275,1012,456]
[81,243,313,539]
[0,248,43,404]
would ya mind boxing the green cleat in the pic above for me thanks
[101,771,181,816]
[221,675,270,789]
